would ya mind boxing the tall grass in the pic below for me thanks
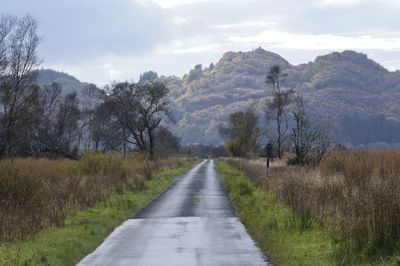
[0,161,196,265]
[225,150,400,264]
[320,150,400,263]
[0,151,188,243]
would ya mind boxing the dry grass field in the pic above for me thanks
[0,152,188,243]
[225,150,400,264]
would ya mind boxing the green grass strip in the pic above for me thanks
[215,160,335,266]
[0,161,196,266]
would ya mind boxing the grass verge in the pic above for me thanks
[0,161,196,266]
[216,160,334,266]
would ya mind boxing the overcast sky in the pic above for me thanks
[3,0,400,85]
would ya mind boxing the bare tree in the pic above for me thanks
[55,93,80,156]
[32,82,62,156]
[265,65,294,159]
[139,82,172,158]
[91,100,125,152]
[109,82,147,152]
[219,103,261,157]
[153,126,181,155]
[108,81,171,158]
[41,82,62,134]
[34,87,81,159]
[290,95,317,165]
[0,15,16,77]
[13,83,41,156]
[79,84,104,148]
[311,116,333,166]
[0,15,40,158]
[290,95,333,166]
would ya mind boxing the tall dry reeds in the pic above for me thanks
[320,150,400,262]
[0,151,187,243]
[226,150,400,263]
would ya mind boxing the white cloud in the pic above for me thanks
[320,0,367,5]
[156,38,221,54]
[146,0,247,8]
[213,21,276,29]
[173,16,188,25]
[151,0,212,8]
[158,44,219,54]
[318,0,400,7]
[229,31,400,50]
[8,0,400,85]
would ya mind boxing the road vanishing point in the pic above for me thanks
[78,160,269,266]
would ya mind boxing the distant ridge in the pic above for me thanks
[38,48,400,145]
[37,69,91,95]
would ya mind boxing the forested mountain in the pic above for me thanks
[161,48,292,144]
[160,48,400,145]
[40,48,400,146]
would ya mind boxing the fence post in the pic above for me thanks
[265,157,270,177]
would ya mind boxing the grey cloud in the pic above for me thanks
[171,0,400,37]
[2,0,399,85]
[3,0,173,63]
[283,2,400,36]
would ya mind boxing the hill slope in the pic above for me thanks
[161,48,400,145]
[37,69,91,95]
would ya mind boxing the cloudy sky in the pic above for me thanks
[3,0,400,85]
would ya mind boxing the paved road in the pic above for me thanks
[78,160,269,266]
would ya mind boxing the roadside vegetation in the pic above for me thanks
[216,160,334,266]
[219,150,400,265]
[0,151,191,242]
[0,154,196,265]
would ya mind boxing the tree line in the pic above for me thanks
[341,113,400,145]
[0,14,178,159]
[219,65,332,166]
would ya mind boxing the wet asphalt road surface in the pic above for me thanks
[78,160,269,266]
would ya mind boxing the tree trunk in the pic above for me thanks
[148,128,154,160]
